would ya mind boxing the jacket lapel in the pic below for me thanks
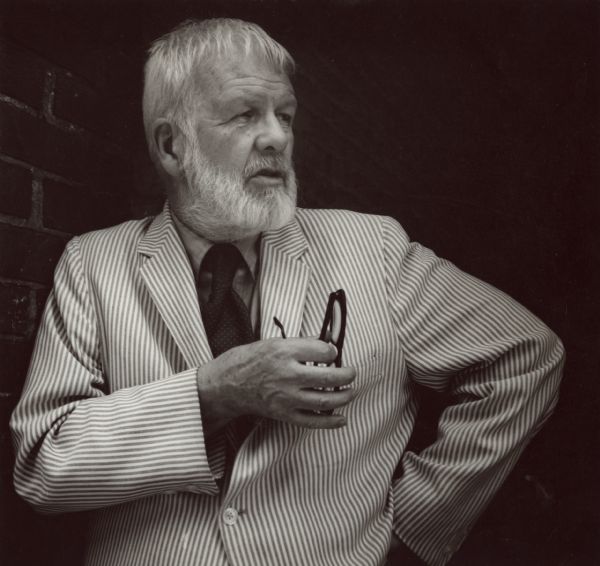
[259,218,311,340]
[137,203,213,368]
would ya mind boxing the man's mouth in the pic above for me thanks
[251,168,284,179]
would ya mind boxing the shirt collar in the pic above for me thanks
[171,211,260,278]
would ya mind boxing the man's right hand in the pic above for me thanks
[196,337,357,435]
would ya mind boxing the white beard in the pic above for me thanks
[171,134,297,242]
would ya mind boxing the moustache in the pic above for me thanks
[243,155,292,180]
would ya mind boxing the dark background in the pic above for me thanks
[0,1,598,564]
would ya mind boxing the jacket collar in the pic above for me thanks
[259,213,311,341]
[137,202,213,367]
[138,202,308,262]
[137,202,311,366]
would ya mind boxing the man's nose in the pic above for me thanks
[255,113,289,153]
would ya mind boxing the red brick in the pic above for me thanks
[0,161,32,218]
[0,38,47,110]
[43,179,130,234]
[0,283,31,336]
[0,224,66,285]
[0,101,131,184]
[0,338,32,394]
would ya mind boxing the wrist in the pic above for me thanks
[196,363,235,436]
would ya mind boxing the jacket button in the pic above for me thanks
[223,507,239,526]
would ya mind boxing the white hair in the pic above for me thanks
[143,18,296,163]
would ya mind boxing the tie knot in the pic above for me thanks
[198,243,255,357]
[201,243,246,293]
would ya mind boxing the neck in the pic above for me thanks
[171,209,260,277]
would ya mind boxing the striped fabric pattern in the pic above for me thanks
[10,203,564,566]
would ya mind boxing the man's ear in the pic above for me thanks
[151,119,185,179]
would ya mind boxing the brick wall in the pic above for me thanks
[0,28,138,564]
[0,38,134,375]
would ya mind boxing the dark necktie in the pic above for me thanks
[199,243,256,475]
[199,243,255,357]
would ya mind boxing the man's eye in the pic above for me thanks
[278,113,294,126]
[237,111,253,120]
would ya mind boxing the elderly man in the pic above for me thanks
[11,18,563,566]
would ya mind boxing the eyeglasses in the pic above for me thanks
[274,289,347,416]
[318,289,347,368]
[273,289,347,363]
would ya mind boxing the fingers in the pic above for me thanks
[296,387,358,413]
[284,337,338,364]
[292,411,347,430]
[224,338,358,429]
[297,364,356,388]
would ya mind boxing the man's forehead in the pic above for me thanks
[197,52,294,99]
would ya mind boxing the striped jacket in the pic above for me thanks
[10,204,564,566]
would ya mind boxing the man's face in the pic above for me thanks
[192,51,297,190]
[171,51,298,242]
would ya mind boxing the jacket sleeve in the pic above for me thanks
[10,237,224,513]
[381,217,564,566]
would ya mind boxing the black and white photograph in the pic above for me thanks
[0,1,598,565]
